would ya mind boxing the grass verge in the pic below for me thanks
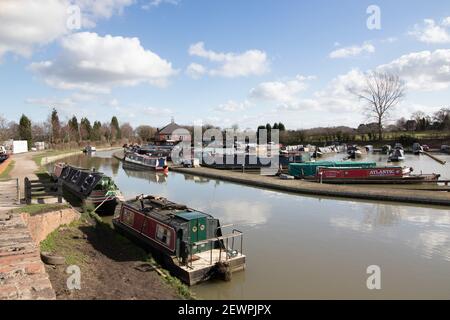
[86,209,195,300]
[32,149,82,173]
[0,160,15,179]
[14,203,71,216]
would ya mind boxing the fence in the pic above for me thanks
[24,177,63,205]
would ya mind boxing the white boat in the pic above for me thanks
[388,145,405,162]
[124,152,168,171]
[83,145,96,153]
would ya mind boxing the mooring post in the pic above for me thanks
[16,178,20,205]
[24,177,30,205]
[57,179,63,203]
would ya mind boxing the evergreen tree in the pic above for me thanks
[68,115,80,142]
[80,117,92,141]
[50,108,61,143]
[19,114,32,150]
[110,116,121,140]
[92,121,102,141]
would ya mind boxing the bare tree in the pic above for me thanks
[0,115,8,142]
[351,72,406,140]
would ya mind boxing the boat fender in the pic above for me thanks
[213,261,232,282]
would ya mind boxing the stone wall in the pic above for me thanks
[0,207,80,300]
[0,211,55,300]
[22,208,80,243]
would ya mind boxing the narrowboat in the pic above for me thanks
[83,145,96,153]
[382,145,392,154]
[388,144,405,162]
[53,163,123,214]
[412,143,423,155]
[0,147,8,164]
[123,152,168,172]
[0,154,8,164]
[135,143,175,160]
[113,195,246,285]
[347,145,367,159]
[308,166,440,184]
[312,145,340,158]
[289,161,377,177]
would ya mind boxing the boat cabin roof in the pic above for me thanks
[124,196,214,225]
[175,211,209,221]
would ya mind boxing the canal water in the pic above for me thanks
[58,150,450,299]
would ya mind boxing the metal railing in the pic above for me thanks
[187,229,244,269]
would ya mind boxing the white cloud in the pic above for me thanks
[249,75,315,105]
[0,0,69,58]
[141,0,179,10]
[25,97,76,108]
[409,18,450,44]
[329,42,375,59]
[29,32,177,93]
[377,49,450,91]
[188,41,269,78]
[214,100,251,112]
[381,37,398,43]
[143,107,173,116]
[0,0,135,59]
[186,63,207,79]
[75,0,135,28]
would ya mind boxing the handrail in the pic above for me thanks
[187,229,244,268]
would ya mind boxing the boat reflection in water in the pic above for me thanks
[122,163,168,184]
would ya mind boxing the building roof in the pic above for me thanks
[157,121,185,135]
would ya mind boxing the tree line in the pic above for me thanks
[0,109,160,150]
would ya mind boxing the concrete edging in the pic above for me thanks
[170,166,450,207]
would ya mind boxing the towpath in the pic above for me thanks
[0,152,55,300]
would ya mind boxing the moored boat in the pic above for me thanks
[412,143,423,155]
[53,163,123,214]
[113,194,246,285]
[123,152,168,172]
[347,145,367,159]
[83,145,96,153]
[308,166,440,184]
[382,145,392,154]
[388,144,405,162]
[0,146,8,163]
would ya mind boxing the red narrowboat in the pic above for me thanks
[113,195,246,285]
[308,166,440,184]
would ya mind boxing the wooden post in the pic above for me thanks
[16,178,20,205]
[24,177,31,205]
[57,179,63,203]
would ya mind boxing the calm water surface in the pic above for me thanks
[59,150,450,299]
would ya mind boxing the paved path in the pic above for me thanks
[0,152,55,300]
[9,152,39,195]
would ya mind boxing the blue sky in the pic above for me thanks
[1,0,450,129]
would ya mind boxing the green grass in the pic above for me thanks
[14,203,71,216]
[83,208,195,299]
[40,226,88,265]
[32,149,82,172]
[0,160,15,179]
[40,228,59,252]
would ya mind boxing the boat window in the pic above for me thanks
[71,171,81,183]
[81,175,96,191]
[156,225,171,246]
[62,168,71,179]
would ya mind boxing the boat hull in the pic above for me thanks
[113,218,245,285]
[310,167,439,184]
